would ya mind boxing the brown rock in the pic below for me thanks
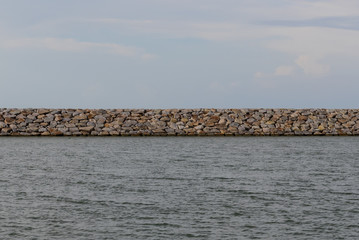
[4,117,15,124]
[79,126,94,132]
[318,125,325,131]
[38,109,50,114]
[74,114,88,120]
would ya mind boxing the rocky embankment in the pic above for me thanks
[0,108,358,136]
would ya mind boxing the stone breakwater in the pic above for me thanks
[0,108,359,136]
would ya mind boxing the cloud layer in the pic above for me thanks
[0,37,155,59]
[0,0,358,108]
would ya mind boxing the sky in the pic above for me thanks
[1,0,359,109]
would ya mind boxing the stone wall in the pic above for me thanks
[0,108,359,136]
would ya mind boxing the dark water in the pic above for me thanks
[0,137,358,240]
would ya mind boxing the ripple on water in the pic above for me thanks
[0,136,358,239]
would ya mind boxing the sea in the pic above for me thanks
[0,137,358,239]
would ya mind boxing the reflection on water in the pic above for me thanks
[0,137,358,239]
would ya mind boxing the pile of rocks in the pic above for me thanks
[0,108,358,136]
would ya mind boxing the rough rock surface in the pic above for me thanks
[0,108,358,136]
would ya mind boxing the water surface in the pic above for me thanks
[0,137,358,239]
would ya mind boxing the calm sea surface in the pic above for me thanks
[0,137,358,239]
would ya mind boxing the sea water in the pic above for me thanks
[0,137,358,239]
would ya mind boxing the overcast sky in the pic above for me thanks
[1,0,359,109]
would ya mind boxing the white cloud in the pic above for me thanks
[230,81,240,87]
[263,26,359,76]
[254,72,266,79]
[242,0,359,21]
[0,37,153,58]
[83,0,359,37]
[3,1,359,78]
[256,56,330,79]
[86,18,359,61]
[274,65,295,76]
[255,65,294,79]
[85,18,267,41]
[267,27,359,58]
[295,55,330,77]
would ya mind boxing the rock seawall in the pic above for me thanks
[1,108,359,136]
